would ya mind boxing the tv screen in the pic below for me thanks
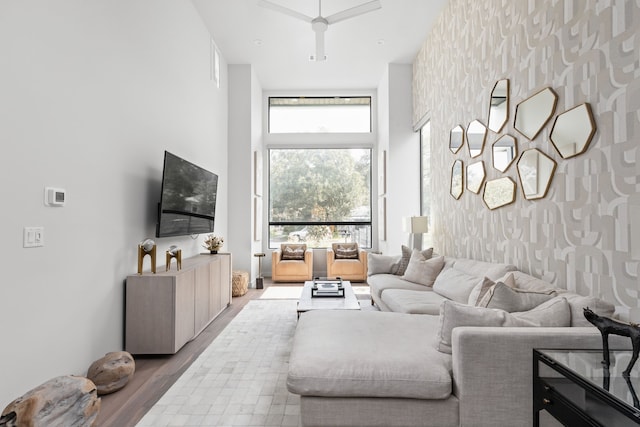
[156,151,218,238]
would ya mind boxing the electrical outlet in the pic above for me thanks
[23,227,44,248]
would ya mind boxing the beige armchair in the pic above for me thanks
[326,243,368,282]
[272,244,313,282]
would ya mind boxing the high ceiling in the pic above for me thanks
[192,0,447,90]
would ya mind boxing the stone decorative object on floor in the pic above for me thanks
[87,351,135,395]
[232,270,249,297]
[0,375,100,426]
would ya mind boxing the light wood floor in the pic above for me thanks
[97,280,370,426]
[97,285,268,427]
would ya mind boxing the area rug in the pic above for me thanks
[259,286,303,300]
[136,299,301,427]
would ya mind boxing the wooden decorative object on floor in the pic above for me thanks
[232,271,249,297]
[87,351,136,396]
[166,245,182,271]
[0,375,100,426]
[137,239,156,274]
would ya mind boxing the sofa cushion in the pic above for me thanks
[281,244,306,260]
[288,310,452,400]
[333,243,359,259]
[436,298,571,353]
[510,271,556,292]
[381,289,448,315]
[511,297,571,326]
[394,246,433,276]
[367,253,400,276]
[402,254,444,287]
[478,282,556,312]
[432,268,481,303]
[555,291,616,326]
[450,258,517,281]
[368,273,429,301]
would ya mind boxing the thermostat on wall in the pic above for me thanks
[44,187,66,207]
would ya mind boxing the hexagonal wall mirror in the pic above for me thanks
[550,103,596,159]
[488,79,509,133]
[516,148,557,200]
[467,120,487,158]
[450,159,464,200]
[483,177,516,210]
[514,87,558,140]
[466,161,486,194]
[492,134,518,172]
[449,125,464,154]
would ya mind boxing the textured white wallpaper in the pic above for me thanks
[413,0,640,315]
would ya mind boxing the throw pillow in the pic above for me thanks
[478,281,556,312]
[281,244,306,260]
[333,243,359,259]
[367,253,400,276]
[436,300,534,354]
[511,297,571,327]
[394,245,433,276]
[432,268,483,303]
[401,254,444,287]
[469,273,516,306]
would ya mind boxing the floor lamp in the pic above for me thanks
[410,216,429,251]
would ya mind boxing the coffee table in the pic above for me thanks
[297,280,361,317]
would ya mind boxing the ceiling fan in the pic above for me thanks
[258,0,382,61]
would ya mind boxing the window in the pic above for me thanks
[269,97,371,133]
[420,121,432,248]
[269,148,371,248]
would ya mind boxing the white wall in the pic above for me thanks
[379,64,421,254]
[0,0,228,405]
[228,65,264,284]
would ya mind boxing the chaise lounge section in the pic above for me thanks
[287,249,620,426]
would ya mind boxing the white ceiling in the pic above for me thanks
[192,0,447,90]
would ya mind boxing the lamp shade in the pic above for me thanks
[410,216,429,234]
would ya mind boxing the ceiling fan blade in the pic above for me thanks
[258,0,313,23]
[325,0,381,25]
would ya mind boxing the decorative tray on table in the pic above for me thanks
[311,277,344,298]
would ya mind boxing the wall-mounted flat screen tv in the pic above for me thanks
[156,151,218,238]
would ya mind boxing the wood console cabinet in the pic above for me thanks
[125,253,231,354]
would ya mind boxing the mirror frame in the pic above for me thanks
[492,134,518,172]
[513,87,558,141]
[516,148,557,200]
[466,161,486,194]
[482,177,516,210]
[450,159,464,200]
[549,103,596,159]
[488,79,509,133]
[449,125,465,154]
[466,119,487,158]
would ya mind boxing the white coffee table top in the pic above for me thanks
[297,280,361,316]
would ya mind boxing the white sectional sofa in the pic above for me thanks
[286,249,621,427]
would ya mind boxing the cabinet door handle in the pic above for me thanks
[543,398,552,405]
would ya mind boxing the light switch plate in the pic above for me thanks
[23,227,44,248]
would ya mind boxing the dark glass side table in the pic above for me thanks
[534,349,640,426]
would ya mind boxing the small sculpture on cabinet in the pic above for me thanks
[137,238,156,274]
[166,245,182,271]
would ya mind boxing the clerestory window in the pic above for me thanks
[268,96,371,133]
